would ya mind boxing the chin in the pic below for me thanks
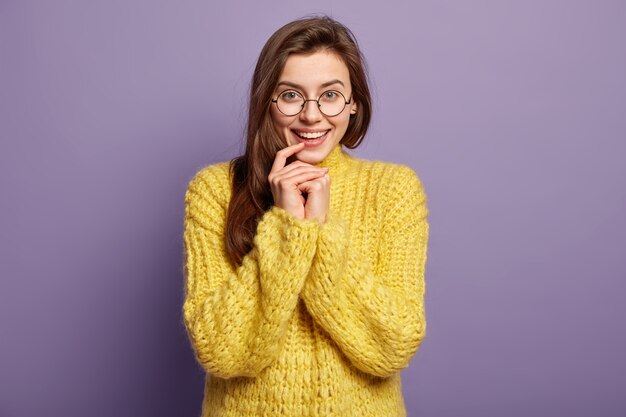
[286,133,339,165]
[294,152,324,164]
[292,144,334,165]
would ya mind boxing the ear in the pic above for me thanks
[350,100,358,115]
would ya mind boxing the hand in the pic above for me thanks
[268,142,329,221]
[298,170,330,224]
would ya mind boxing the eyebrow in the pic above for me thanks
[276,79,345,90]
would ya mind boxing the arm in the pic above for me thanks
[182,166,319,378]
[300,165,429,378]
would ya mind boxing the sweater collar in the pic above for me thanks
[312,144,352,174]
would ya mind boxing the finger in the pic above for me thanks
[280,160,312,173]
[275,170,328,188]
[278,162,328,177]
[270,142,305,173]
[297,174,330,192]
[270,161,327,185]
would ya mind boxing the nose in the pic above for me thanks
[299,99,323,123]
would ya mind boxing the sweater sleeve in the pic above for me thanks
[182,166,319,379]
[300,165,429,378]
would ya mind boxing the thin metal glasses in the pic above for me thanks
[271,90,352,117]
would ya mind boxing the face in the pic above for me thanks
[270,50,357,164]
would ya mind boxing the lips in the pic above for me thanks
[291,129,330,147]
[292,129,330,139]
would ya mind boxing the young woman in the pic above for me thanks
[183,16,429,417]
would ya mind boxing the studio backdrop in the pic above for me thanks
[1,1,625,416]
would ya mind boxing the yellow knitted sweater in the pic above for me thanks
[182,144,429,417]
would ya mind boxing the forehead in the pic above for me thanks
[278,50,350,88]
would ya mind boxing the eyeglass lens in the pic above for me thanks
[275,90,348,117]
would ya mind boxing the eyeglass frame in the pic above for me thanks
[271,89,353,117]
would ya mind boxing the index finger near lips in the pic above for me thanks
[270,143,305,173]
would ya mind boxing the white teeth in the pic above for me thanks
[295,130,328,139]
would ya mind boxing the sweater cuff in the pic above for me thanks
[301,210,351,300]
[254,205,320,292]
[256,205,320,242]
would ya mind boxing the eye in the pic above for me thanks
[321,90,340,101]
[280,90,302,102]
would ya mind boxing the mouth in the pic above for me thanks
[291,129,330,147]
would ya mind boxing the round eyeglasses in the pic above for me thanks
[271,90,352,117]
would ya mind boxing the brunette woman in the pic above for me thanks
[183,15,429,417]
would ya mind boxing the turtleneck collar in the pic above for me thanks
[312,144,352,175]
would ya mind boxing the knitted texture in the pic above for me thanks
[183,144,429,417]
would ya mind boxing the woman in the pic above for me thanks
[183,15,429,417]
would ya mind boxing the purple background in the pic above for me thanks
[1,1,625,416]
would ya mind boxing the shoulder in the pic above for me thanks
[350,156,427,219]
[184,161,232,223]
[186,162,231,199]
[350,156,426,198]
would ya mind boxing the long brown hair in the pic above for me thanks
[225,16,372,267]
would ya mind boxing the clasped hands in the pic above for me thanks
[268,142,330,224]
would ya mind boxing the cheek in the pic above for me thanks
[335,114,351,132]
[270,107,291,129]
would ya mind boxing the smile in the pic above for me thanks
[292,129,330,139]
